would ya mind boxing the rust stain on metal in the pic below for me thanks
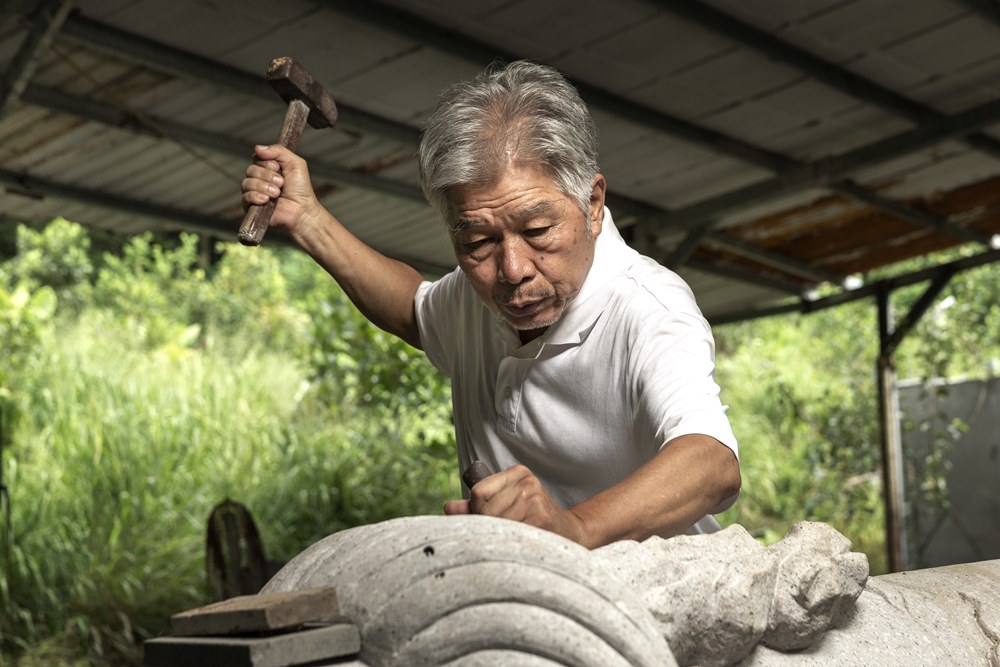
[718,174,1000,279]
[353,149,413,174]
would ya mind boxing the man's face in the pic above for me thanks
[448,163,605,340]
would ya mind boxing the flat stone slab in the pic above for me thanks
[171,588,340,636]
[144,623,360,667]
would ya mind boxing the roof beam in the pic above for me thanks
[0,167,454,274]
[323,2,985,256]
[322,0,796,173]
[711,246,1000,325]
[0,166,242,236]
[0,0,73,118]
[832,180,992,245]
[22,84,426,203]
[611,193,843,283]
[58,15,422,148]
[652,94,1000,231]
[41,19,833,288]
[701,234,843,283]
[686,258,805,295]
[952,0,1000,31]
[653,0,1000,161]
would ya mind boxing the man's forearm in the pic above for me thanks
[291,205,426,349]
[569,434,741,548]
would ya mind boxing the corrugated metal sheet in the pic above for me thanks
[1,0,1000,322]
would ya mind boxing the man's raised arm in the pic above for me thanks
[242,144,425,349]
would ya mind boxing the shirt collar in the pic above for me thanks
[491,207,637,351]
[537,207,637,346]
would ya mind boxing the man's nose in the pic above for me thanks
[497,236,535,284]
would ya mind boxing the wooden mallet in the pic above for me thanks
[238,57,339,246]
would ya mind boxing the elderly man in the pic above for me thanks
[242,61,740,548]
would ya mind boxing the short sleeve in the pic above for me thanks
[628,282,739,460]
[413,267,465,378]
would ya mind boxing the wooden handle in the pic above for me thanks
[239,99,310,246]
[462,460,494,490]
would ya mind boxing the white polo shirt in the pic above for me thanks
[414,208,738,534]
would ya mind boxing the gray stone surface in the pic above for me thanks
[593,525,775,667]
[761,522,868,651]
[264,516,999,667]
[264,515,674,667]
[740,559,1000,667]
[591,522,868,666]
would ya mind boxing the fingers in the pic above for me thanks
[443,499,471,515]
[241,145,315,223]
[242,150,282,210]
[470,465,544,521]
[446,464,588,544]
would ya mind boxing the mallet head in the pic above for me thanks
[267,56,339,129]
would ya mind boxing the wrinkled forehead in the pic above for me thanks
[443,164,571,230]
[444,159,564,204]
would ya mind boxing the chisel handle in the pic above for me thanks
[462,460,494,490]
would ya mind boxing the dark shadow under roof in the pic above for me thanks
[2,0,1000,322]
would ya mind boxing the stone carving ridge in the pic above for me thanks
[264,516,1000,666]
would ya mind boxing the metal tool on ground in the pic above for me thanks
[144,588,360,667]
[462,459,494,490]
[238,57,338,246]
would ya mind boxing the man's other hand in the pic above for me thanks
[444,464,590,545]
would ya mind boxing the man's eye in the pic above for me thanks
[462,238,491,252]
[523,227,550,238]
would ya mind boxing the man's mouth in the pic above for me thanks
[500,297,551,319]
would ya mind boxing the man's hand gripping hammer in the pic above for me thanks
[238,57,339,246]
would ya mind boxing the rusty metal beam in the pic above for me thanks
[952,0,1000,31]
[0,0,73,118]
[652,95,1000,232]
[326,0,989,255]
[711,246,1000,325]
[653,0,1000,162]
[21,84,427,203]
[0,167,454,275]
[57,14,422,148]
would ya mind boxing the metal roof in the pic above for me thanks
[2,0,1000,322]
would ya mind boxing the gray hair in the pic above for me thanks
[417,61,600,227]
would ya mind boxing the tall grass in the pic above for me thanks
[1,312,456,665]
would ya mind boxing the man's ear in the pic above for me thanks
[589,174,606,238]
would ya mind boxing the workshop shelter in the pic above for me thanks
[3,0,1000,571]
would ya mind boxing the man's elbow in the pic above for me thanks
[722,450,741,497]
[709,447,741,513]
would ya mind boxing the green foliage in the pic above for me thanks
[893,255,1000,380]
[715,253,1000,575]
[3,215,999,665]
[0,218,456,666]
[0,280,57,456]
[715,302,888,572]
[3,219,92,305]
[305,286,454,444]
[89,232,208,350]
